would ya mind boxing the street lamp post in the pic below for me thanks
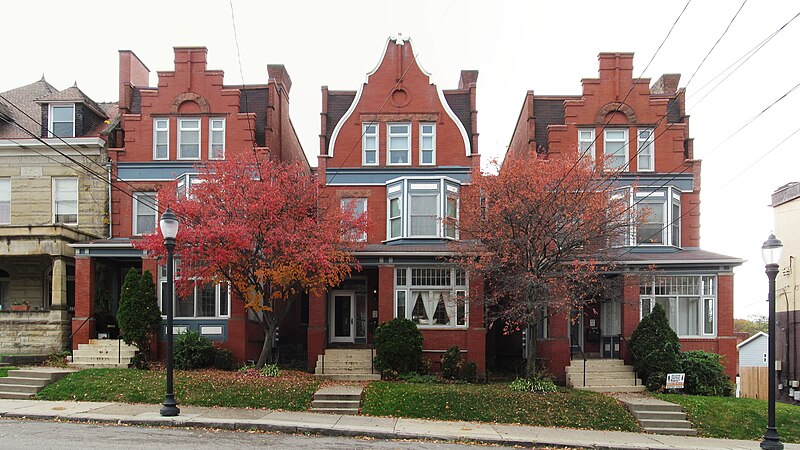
[159,208,180,417]
[761,234,783,450]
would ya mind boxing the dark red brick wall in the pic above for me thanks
[72,257,96,349]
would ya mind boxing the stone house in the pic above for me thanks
[0,78,116,356]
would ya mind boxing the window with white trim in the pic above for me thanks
[420,123,436,165]
[604,129,628,171]
[52,177,78,224]
[637,128,654,172]
[133,192,157,235]
[633,188,681,246]
[362,123,378,165]
[153,118,169,160]
[388,123,410,165]
[49,104,75,138]
[640,275,716,337]
[209,118,225,159]
[578,128,595,161]
[341,197,367,242]
[444,191,458,239]
[178,118,201,160]
[395,267,468,327]
[386,179,460,240]
[176,173,202,199]
[0,178,10,224]
[388,190,402,239]
[409,189,438,237]
[159,262,230,318]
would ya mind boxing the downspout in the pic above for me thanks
[107,159,113,237]
[789,255,796,391]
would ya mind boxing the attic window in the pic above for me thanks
[49,104,75,138]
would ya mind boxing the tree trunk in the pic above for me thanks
[525,319,538,379]
[256,320,277,369]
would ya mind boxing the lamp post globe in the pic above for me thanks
[760,234,783,450]
[159,208,180,417]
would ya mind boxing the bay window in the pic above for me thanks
[159,263,230,318]
[386,178,460,240]
[621,187,682,247]
[395,267,468,327]
[640,275,716,337]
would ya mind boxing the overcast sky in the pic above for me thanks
[3,0,798,319]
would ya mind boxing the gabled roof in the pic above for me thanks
[737,331,768,349]
[0,77,59,138]
[35,84,108,119]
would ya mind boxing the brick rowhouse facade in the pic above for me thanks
[311,37,485,374]
[501,53,741,384]
[72,47,308,364]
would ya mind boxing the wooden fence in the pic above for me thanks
[739,366,768,399]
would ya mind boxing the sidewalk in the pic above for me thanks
[0,398,796,450]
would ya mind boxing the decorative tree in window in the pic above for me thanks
[411,292,428,324]
[433,293,450,325]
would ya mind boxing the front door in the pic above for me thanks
[330,291,355,343]
[569,308,584,354]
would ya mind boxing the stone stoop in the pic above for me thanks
[0,368,75,399]
[615,394,698,436]
[566,358,646,393]
[314,349,380,381]
[68,339,138,369]
[310,385,364,415]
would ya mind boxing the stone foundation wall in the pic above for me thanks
[0,310,70,355]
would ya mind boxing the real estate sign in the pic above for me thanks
[666,373,685,389]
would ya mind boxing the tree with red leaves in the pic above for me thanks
[137,154,365,368]
[456,155,633,378]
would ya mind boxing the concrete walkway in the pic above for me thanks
[0,399,796,450]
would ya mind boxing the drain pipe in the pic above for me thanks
[107,159,113,237]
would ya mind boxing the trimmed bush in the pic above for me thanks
[174,331,214,369]
[373,318,423,373]
[117,269,162,358]
[680,350,733,396]
[214,348,235,371]
[461,360,478,383]
[441,346,463,379]
[629,303,681,390]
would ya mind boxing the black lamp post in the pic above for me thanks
[761,234,783,450]
[159,208,180,417]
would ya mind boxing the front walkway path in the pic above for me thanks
[0,399,796,450]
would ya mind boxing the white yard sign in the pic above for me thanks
[666,373,685,389]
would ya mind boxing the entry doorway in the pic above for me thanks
[328,291,369,344]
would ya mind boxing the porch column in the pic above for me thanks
[377,264,394,323]
[72,257,96,349]
[620,273,640,363]
[307,289,326,371]
[50,256,68,310]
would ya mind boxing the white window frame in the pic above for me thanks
[633,188,681,247]
[637,128,655,172]
[578,128,595,162]
[132,192,158,235]
[159,263,231,319]
[603,128,629,172]
[341,197,368,242]
[153,118,170,160]
[419,122,436,165]
[177,118,202,160]
[362,122,378,166]
[385,178,461,241]
[387,193,403,240]
[209,117,226,160]
[394,267,468,329]
[387,122,411,166]
[639,275,717,338]
[48,104,75,138]
[408,191,440,238]
[52,177,78,225]
[0,178,10,225]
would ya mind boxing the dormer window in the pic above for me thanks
[49,104,75,138]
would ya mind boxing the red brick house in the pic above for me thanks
[71,47,308,365]
[499,53,742,386]
[310,36,484,378]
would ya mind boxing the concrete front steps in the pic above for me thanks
[68,339,137,369]
[566,358,645,393]
[0,368,75,399]
[314,349,380,381]
[310,385,364,415]
[615,394,698,436]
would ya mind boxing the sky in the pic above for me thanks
[2,0,799,320]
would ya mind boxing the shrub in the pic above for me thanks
[461,360,478,383]
[629,303,681,390]
[261,363,280,377]
[373,318,423,373]
[509,376,558,393]
[398,372,439,383]
[441,346,463,379]
[117,269,162,358]
[419,358,433,375]
[381,368,399,381]
[45,351,71,368]
[174,331,214,369]
[214,348,235,371]
[130,352,149,370]
[680,350,733,396]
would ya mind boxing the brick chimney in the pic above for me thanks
[173,47,208,91]
[458,70,479,89]
[268,64,292,94]
[118,50,150,113]
[651,74,681,95]
[598,52,634,101]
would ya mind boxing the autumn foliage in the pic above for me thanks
[456,154,631,376]
[137,153,365,367]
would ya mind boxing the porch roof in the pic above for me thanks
[609,247,743,270]
[70,237,144,258]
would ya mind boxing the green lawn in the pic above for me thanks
[656,394,800,443]
[37,368,319,411]
[0,367,19,377]
[363,382,640,431]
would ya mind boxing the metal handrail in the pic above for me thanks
[68,314,93,362]
[571,343,588,387]
[618,334,639,386]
